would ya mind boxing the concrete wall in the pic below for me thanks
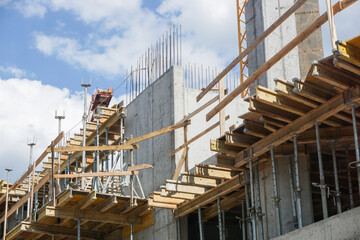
[259,155,313,239]
[124,66,248,239]
[245,0,323,94]
[273,206,360,240]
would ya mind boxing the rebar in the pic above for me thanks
[331,141,342,214]
[293,135,303,228]
[314,122,328,219]
[270,147,282,235]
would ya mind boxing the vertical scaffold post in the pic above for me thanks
[198,207,204,240]
[345,145,354,208]
[241,200,246,240]
[51,141,56,207]
[77,219,81,240]
[288,156,297,228]
[217,197,223,240]
[244,170,252,240]
[177,217,181,240]
[81,78,91,190]
[130,134,134,240]
[270,146,282,236]
[314,122,328,219]
[331,141,342,214]
[351,104,360,196]
[255,164,264,240]
[249,155,257,239]
[293,135,302,228]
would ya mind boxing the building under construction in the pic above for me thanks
[1,0,360,239]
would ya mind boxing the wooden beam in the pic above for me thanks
[148,197,177,209]
[75,191,97,210]
[166,180,207,194]
[175,174,244,217]
[169,116,230,157]
[195,165,236,179]
[205,0,357,121]
[235,87,360,167]
[54,170,138,179]
[196,0,307,102]
[172,147,188,180]
[125,120,191,145]
[0,132,64,205]
[38,206,140,225]
[127,164,153,171]
[19,222,103,239]
[48,144,139,153]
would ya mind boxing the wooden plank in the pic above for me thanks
[235,87,360,167]
[169,116,229,157]
[91,196,118,213]
[19,222,103,239]
[172,147,188,180]
[125,120,191,145]
[334,57,360,75]
[205,0,357,121]
[196,0,307,102]
[160,188,196,200]
[181,174,219,187]
[38,206,140,225]
[225,132,260,148]
[175,174,244,217]
[153,192,185,205]
[195,165,235,179]
[148,197,177,209]
[48,144,139,153]
[210,139,240,156]
[127,164,153,171]
[57,189,73,207]
[166,180,206,195]
[54,170,138,179]
[75,191,97,210]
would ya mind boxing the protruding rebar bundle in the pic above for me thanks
[331,141,342,214]
[270,147,282,236]
[293,135,303,228]
[314,122,328,219]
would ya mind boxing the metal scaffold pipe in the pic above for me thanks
[288,156,297,228]
[351,104,360,196]
[248,156,257,239]
[255,164,264,240]
[81,78,91,190]
[293,135,303,228]
[244,170,252,240]
[314,122,328,219]
[198,207,204,240]
[331,141,342,214]
[217,197,224,240]
[270,147,282,236]
[345,145,354,208]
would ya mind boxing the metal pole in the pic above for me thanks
[270,147,282,235]
[55,111,65,173]
[51,141,56,207]
[77,219,81,240]
[27,139,36,218]
[351,104,360,196]
[244,170,252,240]
[249,158,257,239]
[314,122,328,219]
[34,171,40,221]
[81,78,91,189]
[177,217,181,240]
[331,141,341,214]
[198,207,204,240]
[130,225,133,240]
[255,164,264,240]
[241,200,246,240]
[293,135,303,228]
[95,115,100,192]
[3,168,12,240]
[130,134,134,206]
[288,156,297,228]
[345,145,354,208]
[217,197,223,240]
[105,127,109,193]
[75,157,78,188]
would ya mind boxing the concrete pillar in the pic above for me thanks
[245,0,323,94]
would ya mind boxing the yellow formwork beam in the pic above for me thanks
[336,34,360,67]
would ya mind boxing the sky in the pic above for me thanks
[0,0,359,181]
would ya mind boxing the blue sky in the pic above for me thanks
[0,0,359,180]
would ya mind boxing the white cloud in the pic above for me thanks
[28,0,239,78]
[13,0,47,18]
[0,65,29,78]
[0,78,84,180]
